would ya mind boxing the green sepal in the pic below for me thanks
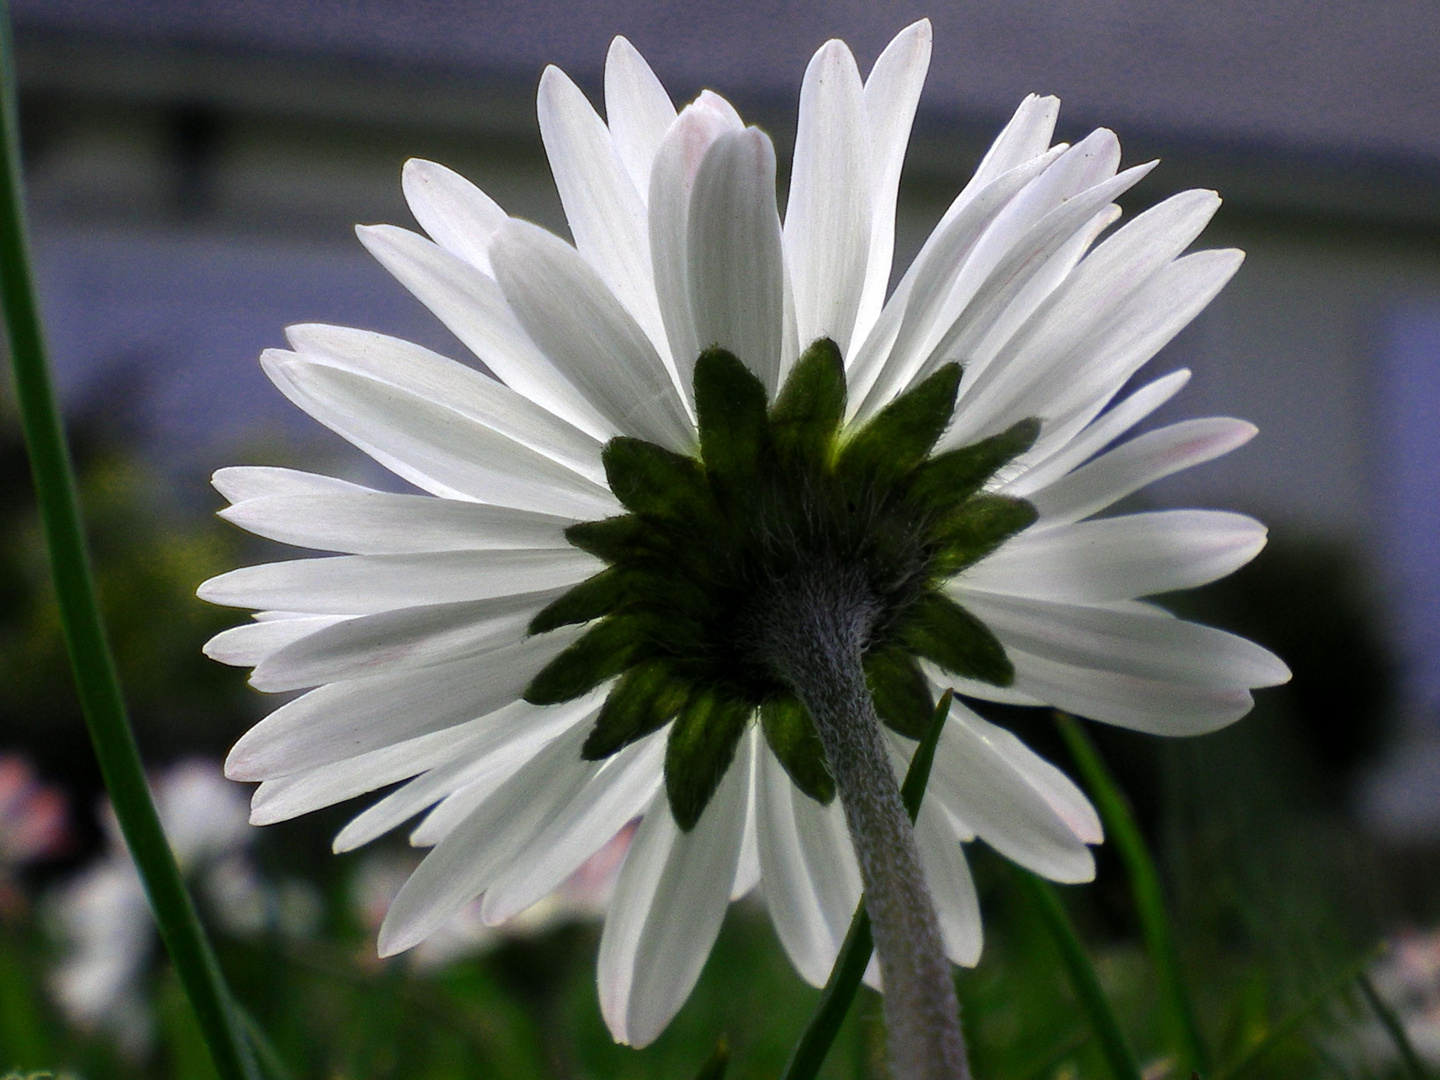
[564,515,645,563]
[694,348,769,500]
[908,417,1041,514]
[759,696,834,804]
[665,692,752,831]
[611,566,713,624]
[603,437,714,524]
[899,592,1014,687]
[523,615,643,705]
[929,494,1038,577]
[770,338,846,470]
[837,363,961,483]
[583,659,690,760]
[864,646,936,739]
[529,567,626,634]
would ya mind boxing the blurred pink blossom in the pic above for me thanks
[0,753,70,917]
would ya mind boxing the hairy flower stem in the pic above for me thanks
[758,564,970,1080]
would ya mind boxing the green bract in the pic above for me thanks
[524,339,1039,830]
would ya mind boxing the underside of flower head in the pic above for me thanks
[194,18,1299,1052]
[525,339,1039,829]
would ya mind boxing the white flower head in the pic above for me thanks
[200,22,1289,1048]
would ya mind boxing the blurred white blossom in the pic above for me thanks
[46,759,315,1053]
[1344,931,1440,1066]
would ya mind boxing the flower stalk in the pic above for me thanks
[0,6,257,1079]
[759,563,969,1080]
[780,690,956,1080]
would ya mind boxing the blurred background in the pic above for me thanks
[2,1,1439,1077]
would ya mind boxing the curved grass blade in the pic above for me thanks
[778,691,953,1080]
[1013,868,1143,1080]
[0,9,257,1079]
[694,1035,732,1080]
[1357,972,1430,1080]
[1213,945,1384,1080]
[236,1002,296,1080]
[1056,711,1211,1075]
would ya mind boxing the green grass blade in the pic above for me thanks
[235,1003,297,1080]
[0,8,257,1080]
[1213,945,1384,1080]
[778,902,875,1080]
[779,691,954,1080]
[1056,712,1211,1075]
[1357,972,1430,1080]
[1013,868,1143,1080]
[694,1035,732,1080]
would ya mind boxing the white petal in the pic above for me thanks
[864,153,1151,421]
[604,37,676,197]
[490,219,693,451]
[219,490,573,555]
[729,726,761,900]
[966,94,1062,194]
[913,801,983,966]
[598,758,747,1047]
[262,353,616,516]
[952,510,1267,603]
[198,548,599,615]
[928,659,1047,708]
[537,65,667,354]
[844,146,1063,414]
[247,718,491,826]
[1024,250,1244,437]
[962,711,1103,844]
[203,615,348,668]
[928,703,1095,882]
[785,39,872,355]
[852,19,931,349]
[285,323,607,485]
[649,99,745,397]
[357,223,614,440]
[224,629,583,781]
[942,190,1227,446]
[377,719,599,954]
[914,165,1151,393]
[250,592,561,691]
[947,204,1120,390]
[756,747,861,987]
[1005,647,1256,735]
[962,592,1291,690]
[212,466,367,504]
[401,159,506,275]
[405,719,590,843]
[332,696,597,851]
[687,128,788,394]
[1030,417,1257,526]
[1004,369,1192,497]
[897,94,1061,319]
[481,732,665,924]
[334,760,476,853]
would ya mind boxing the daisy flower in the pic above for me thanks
[199,19,1289,1060]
